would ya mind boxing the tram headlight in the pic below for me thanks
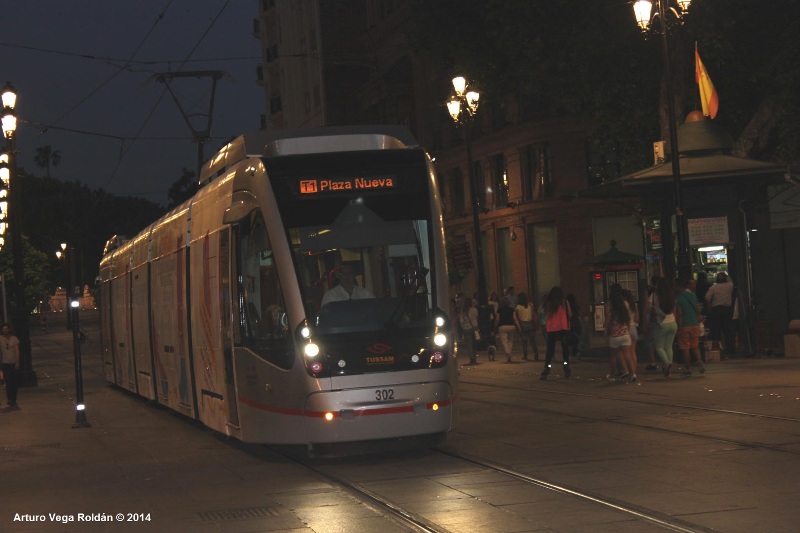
[304,342,320,357]
[296,320,328,377]
[433,333,447,347]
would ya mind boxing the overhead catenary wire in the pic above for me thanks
[101,0,233,193]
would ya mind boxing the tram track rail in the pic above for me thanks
[460,378,800,455]
[433,448,715,533]
[270,443,715,533]
[461,377,800,423]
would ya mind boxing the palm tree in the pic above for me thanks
[34,145,61,178]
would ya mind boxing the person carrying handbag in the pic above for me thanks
[540,286,572,380]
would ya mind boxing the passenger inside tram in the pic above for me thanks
[321,263,375,307]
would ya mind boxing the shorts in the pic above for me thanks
[677,325,700,350]
[609,335,631,349]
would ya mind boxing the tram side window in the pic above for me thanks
[237,212,293,369]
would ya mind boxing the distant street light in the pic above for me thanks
[1,81,36,386]
[447,75,492,339]
[632,0,693,281]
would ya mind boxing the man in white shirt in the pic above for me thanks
[705,272,735,354]
[321,264,374,307]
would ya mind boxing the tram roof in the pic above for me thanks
[200,126,420,186]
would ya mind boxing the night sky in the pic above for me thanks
[2,1,264,206]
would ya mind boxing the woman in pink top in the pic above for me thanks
[539,286,572,380]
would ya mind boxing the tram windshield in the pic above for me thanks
[269,150,436,334]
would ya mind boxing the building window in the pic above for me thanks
[497,227,514,293]
[266,44,279,62]
[520,143,551,201]
[586,139,620,186]
[528,222,559,303]
[490,153,509,209]
[270,96,282,114]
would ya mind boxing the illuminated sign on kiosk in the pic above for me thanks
[298,176,396,195]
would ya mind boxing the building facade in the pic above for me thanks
[253,0,643,324]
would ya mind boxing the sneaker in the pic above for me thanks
[628,374,637,382]
[605,374,616,381]
[619,373,630,381]
[663,364,672,378]
[696,360,706,374]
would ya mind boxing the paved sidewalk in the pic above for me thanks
[2,313,796,532]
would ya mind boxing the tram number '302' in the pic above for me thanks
[375,388,394,401]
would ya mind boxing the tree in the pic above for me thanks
[0,235,50,316]
[166,167,198,209]
[407,0,800,172]
[34,145,61,178]
[14,168,164,293]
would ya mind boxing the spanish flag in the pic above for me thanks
[695,42,719,119]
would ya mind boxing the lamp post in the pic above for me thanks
[447,76,492,339]
[633,0,692,281]
[2,81,36,386]
[67,244,90,428]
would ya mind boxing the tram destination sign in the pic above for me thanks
[297,175,397,195]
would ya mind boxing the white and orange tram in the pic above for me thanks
[98,126,458,450]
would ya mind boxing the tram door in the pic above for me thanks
[220,227,239,427]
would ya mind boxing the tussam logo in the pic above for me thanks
[366,343,392,355]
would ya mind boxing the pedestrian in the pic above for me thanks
[494,297,516,363]
[1,323,21,408]
[488,291,500,317]
[565,293,582,360]
[514,292,539,361]
[452,291,465,340]
[675,277,706,375]
[538,290,549,350]
[652,278,678,377]
[642,275,660,371]
[539,286,572,380]
[458,297,479,365]
[622,289,639,377]
[704,272,735,355]
[504,286,517,309]
[604,291,634,382]
[695,271,712,315]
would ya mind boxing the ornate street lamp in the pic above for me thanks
[2,81,36,386]
[633,0,692,281]
[447,75,492,340]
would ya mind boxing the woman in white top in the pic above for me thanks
[514,292,539,361]
[652,278,678,377]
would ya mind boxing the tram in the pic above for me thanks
[98,126,458,448]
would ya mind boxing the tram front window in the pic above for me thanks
[288,202,434,334]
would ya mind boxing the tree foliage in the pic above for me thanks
[33,145,61,178]
[408,0,800,172]
[15,168,164,291]
[0,235,50,314]
[166,167,198,209]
